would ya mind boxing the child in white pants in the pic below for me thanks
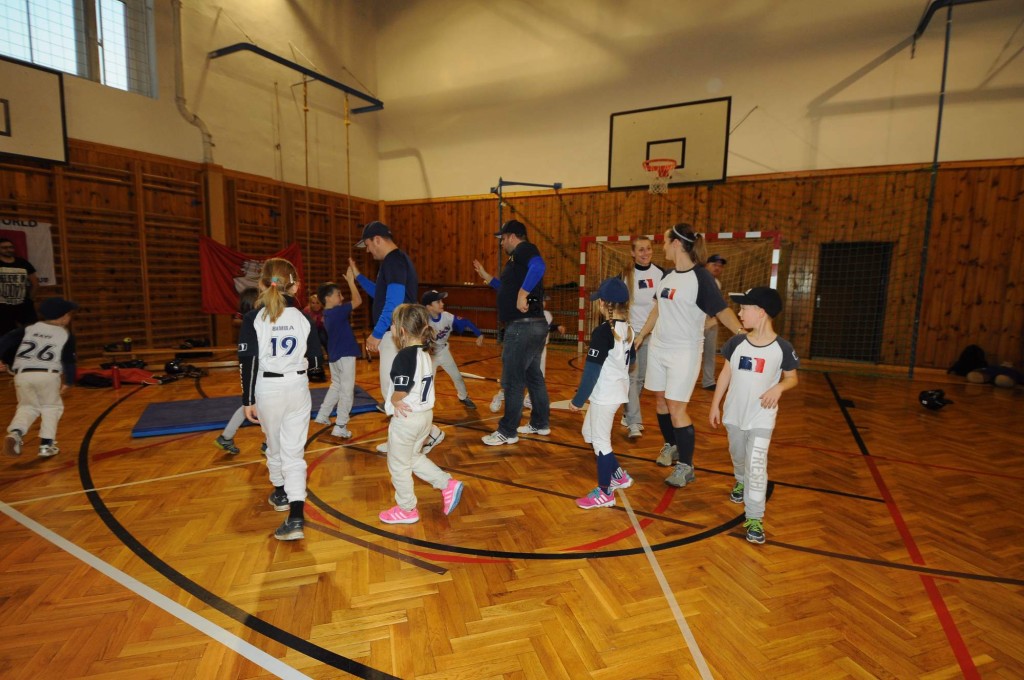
[422,289,483,409]
[378,304,464,525]
[1,297,78,458]
[568,279,634,509]
[238,258,322,541]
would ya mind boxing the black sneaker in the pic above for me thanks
[215,435,240,455]
[460,396,477,409]
[729,482,744,504]
[274,517,304,541]
[260,442,268,454]
[268,489,289,511]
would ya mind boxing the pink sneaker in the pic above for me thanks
[379,505,420,524]
[441,478,464,516]
[609,470,633,491]
[576,487,615,509]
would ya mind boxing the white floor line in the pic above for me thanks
[9,459,263,506]
[619,491,715,680]
[0,500,312,680]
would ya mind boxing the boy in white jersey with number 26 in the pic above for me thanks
[1,297,78,458]
[709,287,799,545]
[378,304,465,525]
[569,278,635,509]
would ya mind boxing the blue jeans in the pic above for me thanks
[498,319,550,437]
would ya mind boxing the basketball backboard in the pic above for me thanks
[0,56,68,164]
[608,97,730,190]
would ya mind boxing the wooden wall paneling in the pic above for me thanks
[997,167,1024,365]
[229,177,286,255]
[142,167,209,349]
[132,161,154,347]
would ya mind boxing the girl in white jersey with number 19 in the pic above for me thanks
[635,223,743,489]
[569,278,636,509]
[239,258,322,542]
[378,304,465,525]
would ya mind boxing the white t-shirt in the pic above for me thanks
[386,345,435,415]
[252,306,311,375]
[626,263,665,333]
[721,334,800,430]
[429,311,456,352]
[651,267,728,351]
[12,322,70,373]
[586,320,633,405]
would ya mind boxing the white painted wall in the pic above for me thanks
[62,0,381,199]
[374,0,1024,200]
[54,1,1024,203]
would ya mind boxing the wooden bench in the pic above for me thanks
[102,346,239,370]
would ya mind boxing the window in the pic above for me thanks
[0,0,155,97]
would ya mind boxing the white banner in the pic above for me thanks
[0,219,56,286]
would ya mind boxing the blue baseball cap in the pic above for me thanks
[590,277,629,304]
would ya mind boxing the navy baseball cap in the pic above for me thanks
[495,220,527,238]
[729,287,783,318]
[39,297,78,320]
[421,290,448,305]
[707,254,727,265]
[355,221,392,248]
[590,277,629,304]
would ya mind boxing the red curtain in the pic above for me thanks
[199,237,305,314]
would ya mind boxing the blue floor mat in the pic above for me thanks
[131,386,379,438]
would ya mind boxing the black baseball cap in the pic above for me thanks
[729,287,783,318]
[421,290,448,305]
[39,297,78,320]
[355,221,392,248]
[708,254,727,265]
[495,220,527,239]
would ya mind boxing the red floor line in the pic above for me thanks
[862,455,979,677]
[776,438,1024,482]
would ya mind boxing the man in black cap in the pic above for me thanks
[348,221,445,455]
[701,253,727,390]
[472,220,551,445]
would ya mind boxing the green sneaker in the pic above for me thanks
[744,518,765,544]
[729,482,744,504]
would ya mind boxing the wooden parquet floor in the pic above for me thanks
[1,338,1022,679]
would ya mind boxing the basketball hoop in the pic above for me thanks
[642,158,677,194]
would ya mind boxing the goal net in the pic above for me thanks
[579,232,780,352]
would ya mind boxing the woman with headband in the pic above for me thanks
[633,224,743,488]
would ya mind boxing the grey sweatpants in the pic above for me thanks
[725,424,773,520]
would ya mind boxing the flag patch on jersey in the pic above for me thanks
[238,342,248,352]
[659,287,676,300]
[738,356,766,373]
[587,348,599,358]
[394,375,411,387]
[638,279,655,289]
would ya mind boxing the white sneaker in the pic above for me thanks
[489,391,504,413]
[422,426,445,454]
[331,425,352,438]
[3,431,22,457]
[523,396,532,410]
[376,442,389,453]
[627,424,643,439]
[517,424,550,436]
[314,416,331,425]
[620,417,628,428]
[38,443,59,458]
[481,431,519,446]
